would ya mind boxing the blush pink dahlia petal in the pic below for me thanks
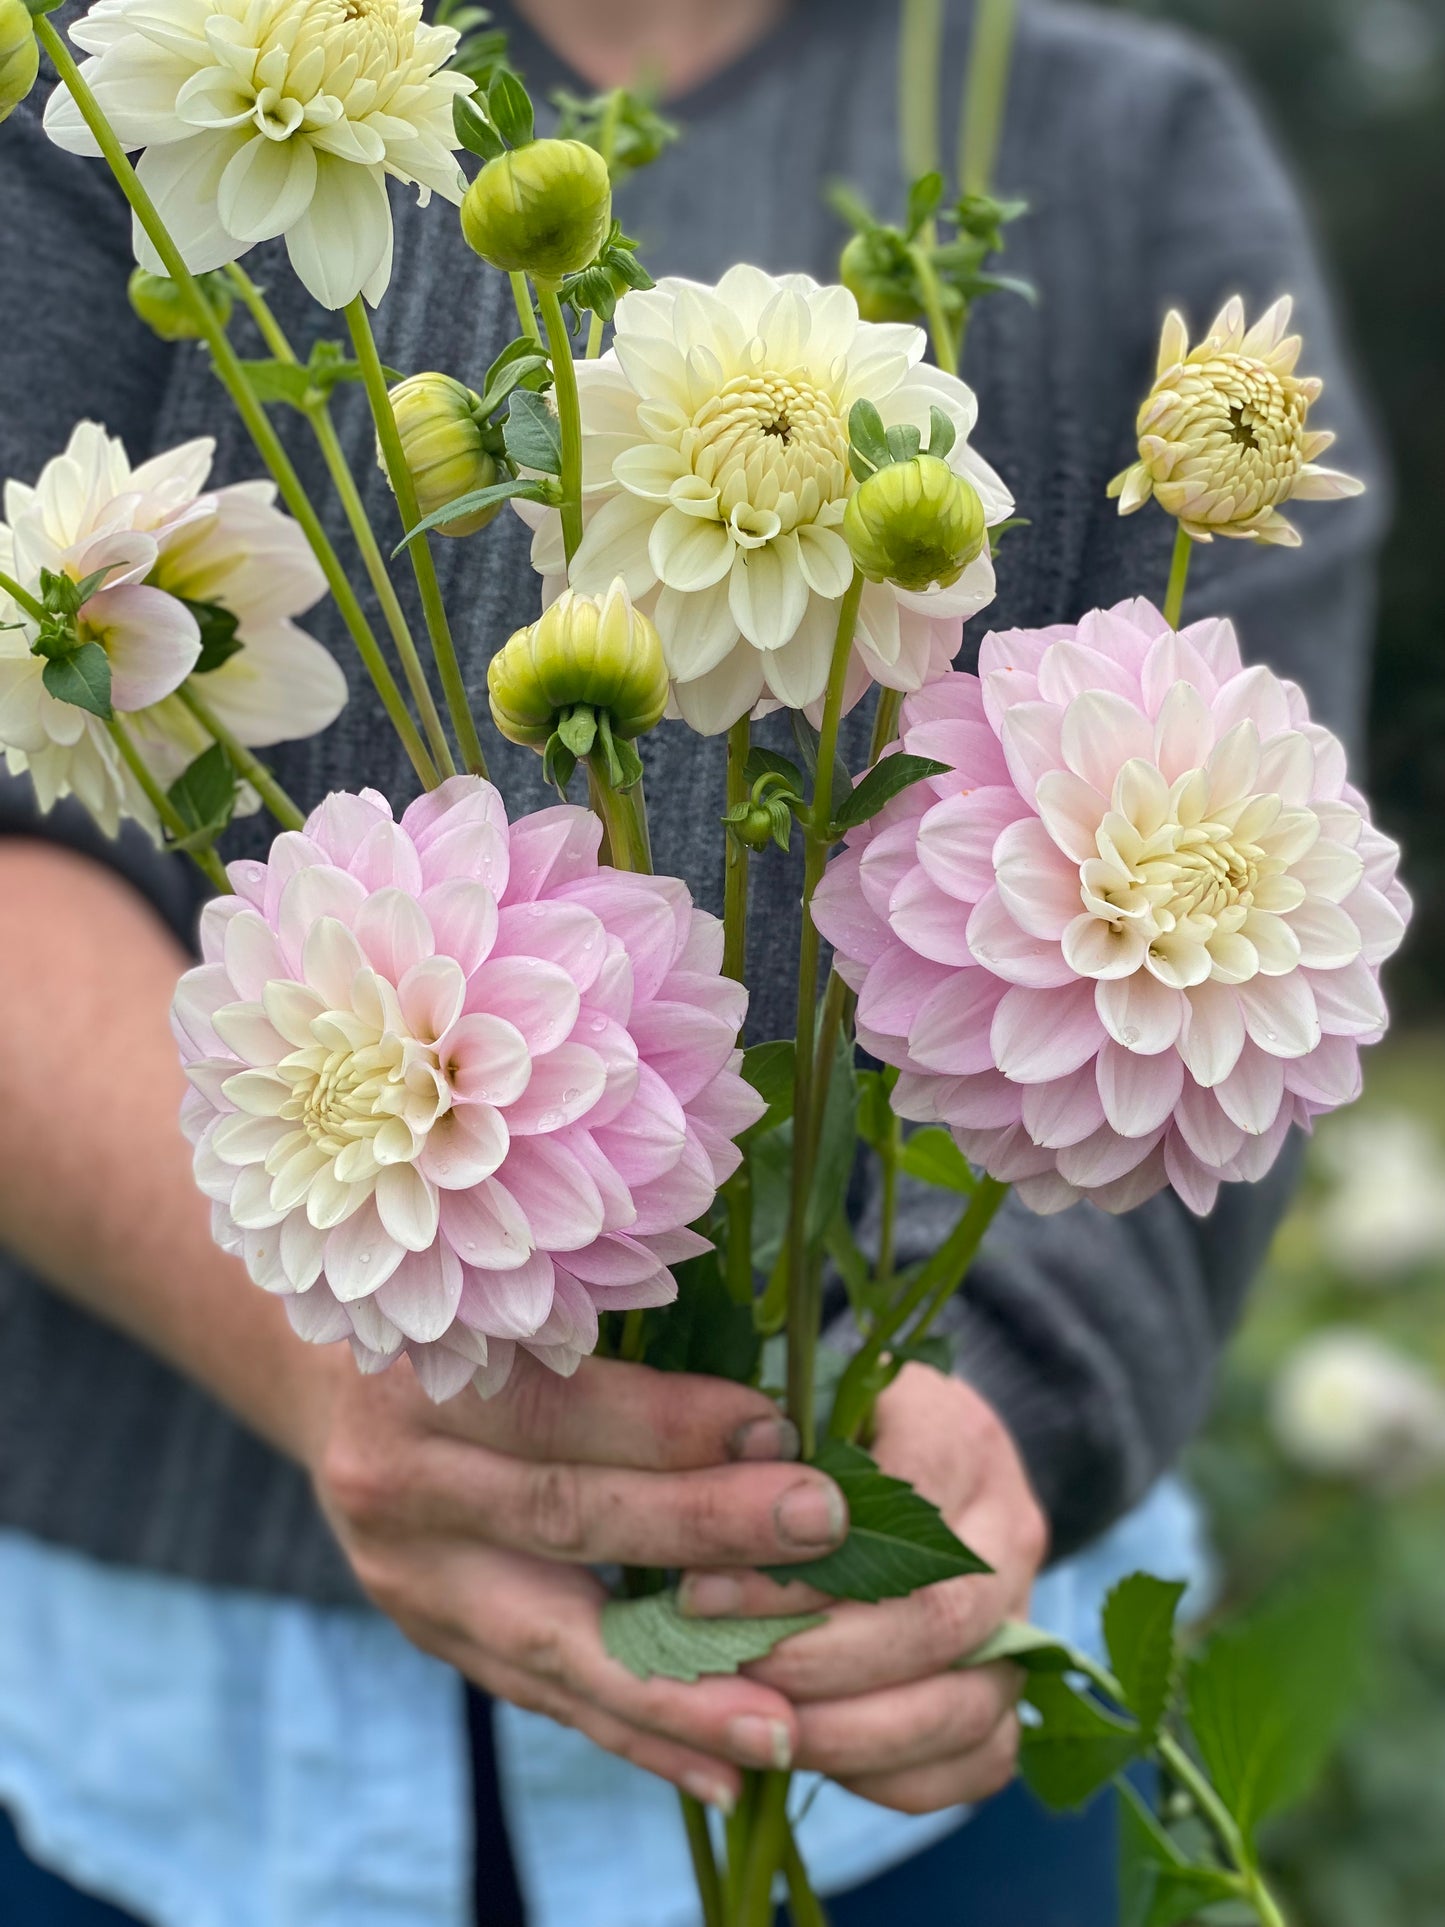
[814,599,1410,1217]
[174,777,764,1397]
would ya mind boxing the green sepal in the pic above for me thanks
[542,734,577,796]
[453,92,505,160]
[847,399,892,479]
[487,67,534,147]
[602,1589,823,1684]
[183,597,243,676]
[925,405,957,461]
[41,641,112,719]
[503,387,564,475]
[555,705,598,758]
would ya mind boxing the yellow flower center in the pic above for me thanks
[273,1024,449,1169]
[684,370,850,537]
[251,0,417,119]
[1155,353,1309,509]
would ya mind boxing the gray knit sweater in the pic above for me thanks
[0,0,1384,1601]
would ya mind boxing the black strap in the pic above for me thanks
[466,1688,529,1927]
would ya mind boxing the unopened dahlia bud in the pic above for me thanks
[0,0,39,124]
[127,267,234,342]
[387,371,499,537]
[488,580,667,747]
[839,233,919,325]
[844,454,986,591]
[1108,296,1363,546]
[460,138,612,284]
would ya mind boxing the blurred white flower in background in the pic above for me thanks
[1315,1110,1445,1283]
[1271,1326,1445,1485]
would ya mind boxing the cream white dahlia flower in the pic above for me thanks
[0,423,343,836]
[515,267,1014,732]
[814,600,1410,1217]
[44,0,473,309]
[1271,1328,1445,1484]
[1108,297,1363,547]
[173,779,764,1397]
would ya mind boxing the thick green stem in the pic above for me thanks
[723,716,751,983]
[877,1115,900,1286]
[35,16,437,791]
[784,571,865,1454]
[0,568,47,623]
[1163,523,1194,628]
[107,716,228,891]
[829,1175,1009,1442]
[346,299,490,779]
[679,1793,726,1927]
[511,271,543,344]
[909,243,959,377]
[587,760,652,874]
[782,1819,829,1927]
[735,1770,789,1927]
[585,89,626,360]
[870,686,903,761]
[899,0,944,207]
[958,0,1018,196]
[538,286,585,568]
[618,1307,647,1362]
[223,260,292,359]
[175,682,305,833]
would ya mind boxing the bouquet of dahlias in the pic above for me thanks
[0,0,1408,1920]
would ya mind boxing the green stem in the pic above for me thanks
[1162,523,1194,628]
[870,686,903,761]
[909,243,959,376]
[511,271,543,345]
[723,716,751,983]
[782,1819,829,1927]
[346,299,490,779]
[899,0,944,203]
[725,1165,755,1311]
[0,568,46,624]
[877,1114,900,1287]
[679,1793,726,1927]
[619,1307,647,1363]
[34,16,437,792]
[784,571,865,1454]
[958,0,1018,196]
[107,715,228,891]
[539,285,585,567]
[735,1770,789,1927]
[222,260,292,359]
[586,759,652,874]
[175,682,305,832]
[585,89,626,360]
[829,1175,1008,1442]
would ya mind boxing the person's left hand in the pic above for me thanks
[677,1362,1049,1814]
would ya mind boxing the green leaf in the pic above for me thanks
[165,741,238,842]
[482,335,554,403]
[764,1438,992,1603]
[488,67,535,146]
[183,597,243,676]
[746,1126,792,1278]
[740,1039,796,1137]
[1185,1557,1371,1856]
[41,641,112,719]
[602,1588,824,1683]
[395,477,555,551]
[905,169,945,240]
[637,1249,760,1384]
[453,91,505,160]
[925,404,957,462]
[1103,1574,1187,1744]
[898,1126,976,1195]
[1020,1672,1142,1812]
[847,398,891,476]
[1118,1782,1243,1927]
[504,388,563,474]
[958,1619,1077,1674]
[824,1214,873,1317]
[742,745,806,795]
[854,1068,896,1151]
[235,358,316,407]
[805,1031,858,1246]
[475,351,551,422]
[832,752,949,834]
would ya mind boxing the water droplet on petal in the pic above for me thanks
[589,1015,606,1032]
[561,1088,578,1104]
[1121,1025,1140,1047]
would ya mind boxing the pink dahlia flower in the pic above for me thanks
[172,778,762,1399]
[813,600,1410,1216]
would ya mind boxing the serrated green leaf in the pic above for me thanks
[166,741,237,840]
[764,1438,991,1603]
[504,387,563,474]
[488,67,534,146]
[42,641,112,719]
[1020,1672,1142,1811]
[1186,1558,1371,1856]
[602,1589,823,1683]
[832,754,949,835]
[396,477,553,551]
[898,1126,976,1195]
[958,1619,1077,1673]
[1118,1781,1243,1927]
[1103,1574,1187,1744]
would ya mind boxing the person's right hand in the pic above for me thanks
[306,1349,850,1810]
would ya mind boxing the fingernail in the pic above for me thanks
[682,1771,736,1817]
[728,1415,801,1463]
[725,1716,794,1771]
[774,1477,847,1550]
[678,1573,744,1619]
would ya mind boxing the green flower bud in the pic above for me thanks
[387,371,499,538]
[0,0,39,124]
[126,267,234,342]
[460,138,612,285]
[488,581,668,748]
[844,454,987,592]
[839,233,919,325]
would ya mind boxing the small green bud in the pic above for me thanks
[460,138,612,285]
[840,233,919,325]
[488,580,668,749]
[844,454,987,592]
[0,0,39,125]
[387,371,499,538]
[127,268,234,341]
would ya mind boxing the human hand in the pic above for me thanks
[306,1350,850,1809]
[678,1363,1049,1814]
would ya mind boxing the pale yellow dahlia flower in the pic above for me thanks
[1108,296,1363,547]
[44,0,473,309]
[515,267,1013,732]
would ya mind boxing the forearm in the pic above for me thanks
[0,840,333,1466]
